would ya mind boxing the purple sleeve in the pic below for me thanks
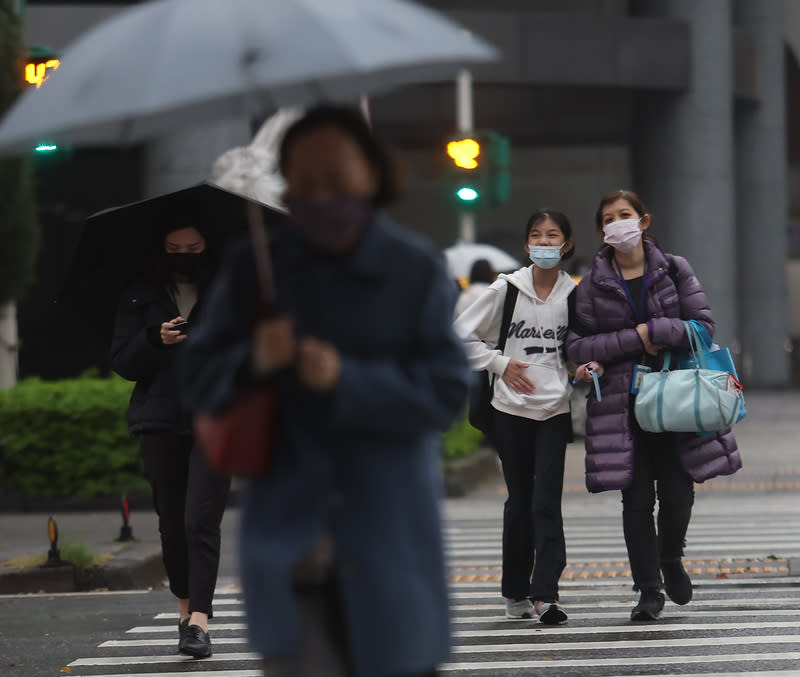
[647,256,715,349]
[567,327,645,364]
[565,282,645,364]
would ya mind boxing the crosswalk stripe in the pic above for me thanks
[452,609,800,622]
[154,610,245,619]
[70,658,264,677]
[449,545,800,556]
[127,623,246,633]
[600,672,800,677]
[452,596,800,609]
[441,652,800,672]
[451,577,800,588]
[453,621,800,637]
[450,635,800,652]
[446,535,800,544]
[69,652,259,667]
[100,638,248,648]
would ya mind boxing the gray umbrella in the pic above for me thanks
[0,0,497,154]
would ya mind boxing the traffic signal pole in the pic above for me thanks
[456,69,476,244]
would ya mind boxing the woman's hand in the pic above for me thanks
[636,323,662,356]
[502,359,536,395]
[298,337,342,392]
[252,316,296,374]
[576,362,603,382]
[160,316,187,345]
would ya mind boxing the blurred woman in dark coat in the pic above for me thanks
[181,105,470,677]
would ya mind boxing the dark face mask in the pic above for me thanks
[166,252,207,279]
[285,195,372,252]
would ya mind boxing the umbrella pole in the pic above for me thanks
[246,203,275,306]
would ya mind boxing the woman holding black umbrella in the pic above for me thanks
[111,222,228,659]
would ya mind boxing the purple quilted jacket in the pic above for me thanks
[566,241,741,493]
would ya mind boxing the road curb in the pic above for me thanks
[0,545,166,595]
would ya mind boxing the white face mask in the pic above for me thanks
[603,218,642,253]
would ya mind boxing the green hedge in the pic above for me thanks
[0,372,483,499]
[0,373,146,499]
[442,412,484,462]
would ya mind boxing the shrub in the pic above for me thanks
[442,412,484,462]
[0,373,147,499]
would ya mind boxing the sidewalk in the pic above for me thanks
[0,503,241,594]
[1,390,797,594]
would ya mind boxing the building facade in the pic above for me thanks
[20,0,799,385]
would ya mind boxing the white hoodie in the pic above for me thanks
[454,267,576,421]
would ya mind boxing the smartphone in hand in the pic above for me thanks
[173,321,189,334]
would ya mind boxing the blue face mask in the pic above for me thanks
[529,244,563,269]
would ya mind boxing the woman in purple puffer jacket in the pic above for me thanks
[567,189,741,622]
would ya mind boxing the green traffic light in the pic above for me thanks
[34,144,58,152]
[456,186,479,202]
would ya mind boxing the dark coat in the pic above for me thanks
[566,241,741,492]
[180,213,470,677]
[111,282,200,435]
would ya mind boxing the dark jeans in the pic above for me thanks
[493,409,569,601]
[621,416,695,591]
[140,431,230,616]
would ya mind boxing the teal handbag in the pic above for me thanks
[676,320,746,423]
[634,322,742,433]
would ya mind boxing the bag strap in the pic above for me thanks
[490,282,519,386]
[246,202,275,320]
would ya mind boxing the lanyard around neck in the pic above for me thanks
[613,257,648,324]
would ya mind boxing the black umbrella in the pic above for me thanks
[59,182,288,345]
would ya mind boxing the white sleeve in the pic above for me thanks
[453,284,512,377]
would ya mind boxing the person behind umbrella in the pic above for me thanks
[180,105,470,677]
[568,189,741,621]
[454,258,496,318]
[111,221,229,658]
[454,209,576,625]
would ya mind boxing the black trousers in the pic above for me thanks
[140,431,230,616]
[621,416,695,591]
[493,409,570,602]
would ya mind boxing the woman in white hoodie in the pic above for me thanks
[454,209,577,624]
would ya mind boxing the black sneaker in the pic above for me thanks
[630,588,665,621]
[534,601,568,625]
[662,559,693,605]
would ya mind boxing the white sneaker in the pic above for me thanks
[505,598,535,619]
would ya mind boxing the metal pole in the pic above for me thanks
[456,69,475,243]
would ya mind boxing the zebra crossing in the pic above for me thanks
[63,502,800,676]
[442,500,800,675]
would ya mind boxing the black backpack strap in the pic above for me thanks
[567,287,577,328]
[497,282,518,353]
[489,282,518,388]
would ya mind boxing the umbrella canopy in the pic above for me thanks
[444,242,522,280]
[0,0,497,153]
[59,182,289,344]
